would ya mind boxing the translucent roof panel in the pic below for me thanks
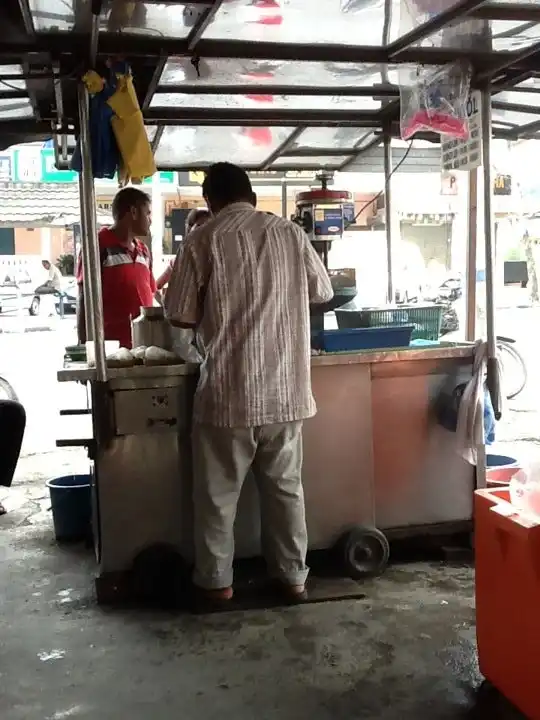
[204,0,403,47]
[491,106,540,127]
[495,90,540,109]
[0,65,25,92]
[271,155,349,168]
[151,93,380,111]
[145,126,157,143]
[0,98,33,120]
[154,126,294,168]
[28,0,211,35]
[416,19,540,51]
[159,57,414,88]
[99,2,211,38]
[291,127,377,151]
[28,0,75,32]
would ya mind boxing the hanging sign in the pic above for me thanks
[441,90,482,172]
[181,170,320,187]
[440,171,458,195]
[14,149,42,182]
[494,173,512,196]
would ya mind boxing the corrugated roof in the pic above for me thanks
[0,182,112,226]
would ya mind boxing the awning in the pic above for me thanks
[0,182,112,227]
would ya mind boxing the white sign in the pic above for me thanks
[16,150,41,182]
[441,90,483,173]
[440,171,458,195]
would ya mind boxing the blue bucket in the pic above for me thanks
[46,474,92,542]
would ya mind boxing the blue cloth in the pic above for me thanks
[71,68,121,179]
[484,386,496,445]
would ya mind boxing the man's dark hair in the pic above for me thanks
[112,187,150,221]
[202,163,254,207]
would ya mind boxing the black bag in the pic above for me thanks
[435,383,466,433]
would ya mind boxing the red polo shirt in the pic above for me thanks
[76,227,156,349]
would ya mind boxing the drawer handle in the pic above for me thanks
[147,417,177,428]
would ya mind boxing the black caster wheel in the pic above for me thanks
[337,526,390,579]
[131,543,190,609]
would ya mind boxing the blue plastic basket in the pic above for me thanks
[313,325,414,352]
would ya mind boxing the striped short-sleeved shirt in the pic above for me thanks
[165,202,333,428]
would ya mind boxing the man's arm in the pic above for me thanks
[164,242,204,329]
[302,231,333,305]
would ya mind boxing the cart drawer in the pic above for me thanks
[113,383,194,436]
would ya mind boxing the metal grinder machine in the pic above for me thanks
[292,172,358,333]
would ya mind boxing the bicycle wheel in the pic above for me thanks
[0,376,19,403]
[498,341,527,400]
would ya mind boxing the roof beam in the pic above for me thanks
[387,0,489,58]
[144,107,381,126]
[187,0,224,52]
[260,128,305,170]
[152,85,399,97]
[472,4,540,22]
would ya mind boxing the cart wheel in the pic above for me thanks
[338,526,390,579]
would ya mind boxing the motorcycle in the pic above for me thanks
[423,274,462,336]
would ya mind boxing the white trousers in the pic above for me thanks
[192,421,309,590]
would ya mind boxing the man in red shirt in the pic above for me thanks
[77,187,156,349]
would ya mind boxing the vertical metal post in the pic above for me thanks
[383,132,394,303]
[466,168,478,341]
[481,87,501,418]
[78,177,93,341]
[281,180,288,218]
[150,171,163,274]
[77,82,107,381]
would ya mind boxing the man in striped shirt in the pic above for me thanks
[165,163,333,604]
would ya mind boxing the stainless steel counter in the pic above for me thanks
[57,342,478,583]
[311,342,474,366]
[59,343,475,383]
[58,362,199,385]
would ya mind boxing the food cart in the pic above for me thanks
[2,0,538,600]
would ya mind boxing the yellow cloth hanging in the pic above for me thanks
[106,72,156,184]
[82,70,105,95]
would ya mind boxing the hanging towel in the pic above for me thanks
[456,340,503,465]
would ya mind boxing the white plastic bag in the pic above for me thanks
[171,328,203,364]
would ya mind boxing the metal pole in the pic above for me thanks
[281,180,288,218]
[465,168,478,341]
[77,82,107,381]
[383,132,394,303]
[481,87,501,419]
[78,177,93,342]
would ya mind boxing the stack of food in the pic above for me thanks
[104,345,180,368]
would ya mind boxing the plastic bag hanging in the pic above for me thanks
[106,60,157,185]
[398,62,472,141]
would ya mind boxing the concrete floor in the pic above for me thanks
[1,453,525,720]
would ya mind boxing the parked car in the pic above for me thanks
[0,268,41,315]
[31,278,77,317]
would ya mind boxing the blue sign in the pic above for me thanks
[314,206,344,238]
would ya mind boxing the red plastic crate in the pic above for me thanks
[475,488,540,719]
